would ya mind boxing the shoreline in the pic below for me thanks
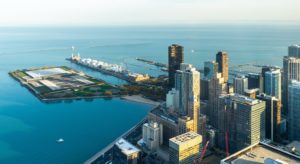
[121,95,160,106]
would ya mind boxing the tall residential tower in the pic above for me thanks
[216,51,229,83]
[169,44,184,88]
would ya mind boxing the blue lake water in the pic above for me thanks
[0,25,300,163]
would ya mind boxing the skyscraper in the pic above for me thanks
[175,63,200,132]
[246,73,263,91]
[216,51,229,82]
[148,63,200,145]
[264,68,281,99]
[288,44,300,58]
[257,94,281,143]
[169,44,184,88]
[204,61,218,79]
[169,132,202,164]
[283,56,300,115]
[208,73,227,128]
[233,76,248,95]
[217,94,266,153]
[288,80,300,141]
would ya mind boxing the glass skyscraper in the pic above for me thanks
[264,69,281,99]
[288,80,300,141]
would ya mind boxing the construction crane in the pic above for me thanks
[193,141,209,164]
[198,141,210,164]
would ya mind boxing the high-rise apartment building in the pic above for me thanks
[217,94,266,153]
[169,44,184,88]
[216,51,229,82]
[283,56,300,115]
[288,80,300,141]
[169,132,202,164]
[148,63,200,145]
[288,44,300,58]
[233,76,248,95]
[264,68,281,99]
[175,63,200,132]
[257,94,281,143]
[142,122,163,152]
[204,61,218,79]
[208,73,227,128]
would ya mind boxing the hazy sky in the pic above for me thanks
[0,0,300,26]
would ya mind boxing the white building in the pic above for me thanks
[166,88,179,110]
[142,122,163,152]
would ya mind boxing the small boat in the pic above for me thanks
[56,138,64,143]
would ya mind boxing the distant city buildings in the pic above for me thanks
[257,94,281,143]
[169,132,202,164]
[168,44,184,88]
[216,51,229,83]
[288,44,300,58]
[142,122,163,152]
[264,68,282,99]
[217,94,266,153]
[204,61,218,79]
[233,75,248,95]
[288,80,300,142]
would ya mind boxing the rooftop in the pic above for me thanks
[221,142,300,164]
[150,106,178,124]
[169,131,200,145]
[115,138,140,156]
[226,94,262,106]
[26,68,70,79]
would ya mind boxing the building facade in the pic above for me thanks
[217,94,266,153]
[288,44,300,58]
[256,94,281,143]
[233,76,248,95]
[246,73,263,91]
[168,44,184,88]
[283,56,300,115]
[216,51,229,83]
[169,132,202,164]
[288,80,300,141]
[204,61,218,79]
[142,122,163,152]
[175,63,200,132]
[208,73,227,128]
[264,68,281,99]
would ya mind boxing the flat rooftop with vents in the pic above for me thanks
[221,142,300,164]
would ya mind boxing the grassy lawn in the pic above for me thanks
[14,71,27,78]
[60,66,72,71]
